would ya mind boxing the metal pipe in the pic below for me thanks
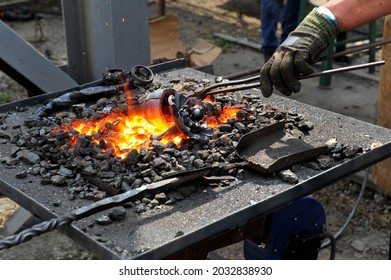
[196,60,385,97]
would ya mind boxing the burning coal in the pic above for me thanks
[57,84,242,160]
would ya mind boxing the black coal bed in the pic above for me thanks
[1,60,391,259]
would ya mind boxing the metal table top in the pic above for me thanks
[1,63,391,259]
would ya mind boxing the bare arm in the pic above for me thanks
[324,0,391,31]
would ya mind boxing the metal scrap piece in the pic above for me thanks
[235,121,328,174]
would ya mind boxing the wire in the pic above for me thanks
[389,228,391,260]
[320,168,369,251]
[322,230,337,260]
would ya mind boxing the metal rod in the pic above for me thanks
[318,39,391,61]
[196,39,391,98]
[298,60,385,79]
[202,60,385,96]
[0,165,215,250]
[0,178,177,250]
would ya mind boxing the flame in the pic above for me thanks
[60,87,242,159]
[65,109,180,159]
[205,106,241,129]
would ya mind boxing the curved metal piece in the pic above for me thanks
[235,121,328,174]
[1,174,224,251]
[0,168,218,251]
[136,88,176,127]
[103,68,128,85]
[168,92,213,142]
[130,65,154,88]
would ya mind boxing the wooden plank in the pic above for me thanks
[372,15,391,194]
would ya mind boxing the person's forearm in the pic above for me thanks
[323,0,391,31]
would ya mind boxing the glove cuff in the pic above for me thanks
[315,6,339,32]
[302,8,339,41]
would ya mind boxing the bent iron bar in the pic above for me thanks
[0,166,214,250]
[0,145,239,250]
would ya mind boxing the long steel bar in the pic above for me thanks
[195,39,391,98]
[0,164,220,250]
[0,178,178,250]
[317,39,391,61]
[197,61,385,97]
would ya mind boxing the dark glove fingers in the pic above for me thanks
[294,52,314,76]
[280,52,301,93]
[259,58,274,97]
[270,52,293,96]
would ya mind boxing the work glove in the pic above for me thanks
[260,7,339,97]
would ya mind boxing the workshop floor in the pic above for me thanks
[0,0,390,260]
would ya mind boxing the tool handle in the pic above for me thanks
[201,60,385,96]
[0,214,76,250]
[319,39,391,61]
[297,60,385,80]
[195,39,391,98]
[0,176,193,251]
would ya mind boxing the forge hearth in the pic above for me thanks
[0,65,364,207]
[0,68,347,205]
[1,62,390,260]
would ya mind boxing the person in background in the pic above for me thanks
[261,0,301,62]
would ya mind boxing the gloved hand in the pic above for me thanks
[260,7,339,97]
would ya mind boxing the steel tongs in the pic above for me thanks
[192,39,391,99]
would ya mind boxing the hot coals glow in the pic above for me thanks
[59,88,241,159]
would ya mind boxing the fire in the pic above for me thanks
[206,107,241,129]
[63,108,181,159]
[60,87,241,159]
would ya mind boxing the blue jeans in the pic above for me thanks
[261,0,300,51]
